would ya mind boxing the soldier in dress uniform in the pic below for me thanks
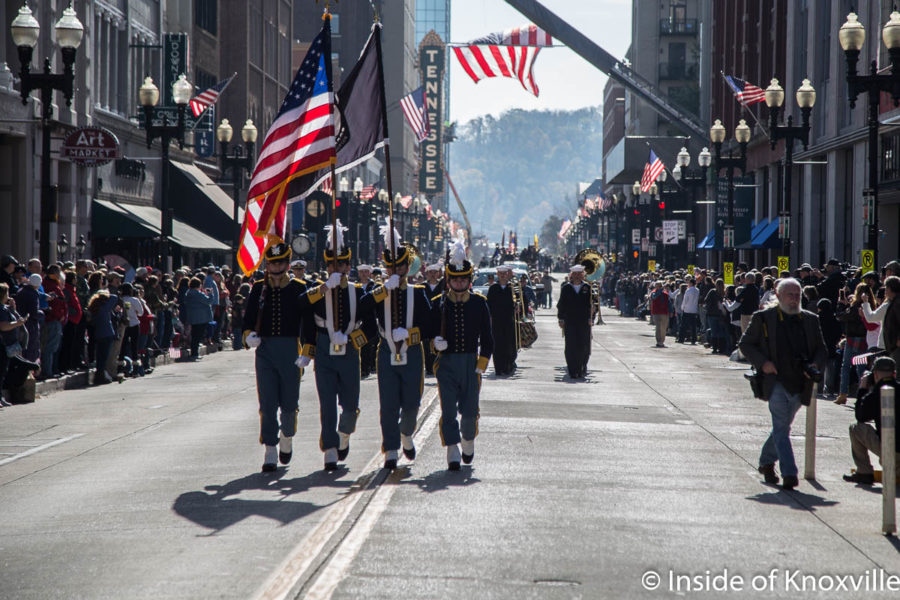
[361,227,434,469]
[431,237,493,470]
[298,221,376,471]
[355,264,378,378]
[487,264,518,376]
[422,262,445,375]
[241,242,309,472]
[556,264,593,379]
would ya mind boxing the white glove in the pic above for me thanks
[433,336,448,351]
[332,332,348,345]
[246,332,261,348]
[295,356,311,368]
[392,327,409,342]
[384,274,401,290]
[325,272,343,289]
[475,367,485,375]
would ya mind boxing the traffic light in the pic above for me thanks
[633,209,639,215]
[632,250,639,259]
[658,201,665,210]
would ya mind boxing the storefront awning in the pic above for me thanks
[736,219,767,250]
[698,227,719,250]
[750,217,781,249]
[92,199,230,251]
[169,160,242,243]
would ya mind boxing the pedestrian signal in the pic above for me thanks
[633,250,639,259]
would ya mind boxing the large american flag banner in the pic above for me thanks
[399,86,430,143]
[724,75,765,106]
[238,20,335,275]
[452,24,553,97]
[640,150,665,193]
[188,73,236,117]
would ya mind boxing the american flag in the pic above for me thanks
[359,184,376,200]
[724,75,766,106]
[238,20,335,275]
[319,176,333,195]
[452,24,552,97]
[399,86,430,143]
[188,73,236,117]
[640,150,665,193]
[583,197,595,211]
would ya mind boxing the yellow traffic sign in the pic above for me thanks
[861,249,875,271]
[777,256,789,273]
[687,264,695,275]
[724,262,734,286]
[648,260,657,272]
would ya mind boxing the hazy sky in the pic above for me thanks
[448,0,633,124]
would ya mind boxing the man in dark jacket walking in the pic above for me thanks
[739,278,828,490]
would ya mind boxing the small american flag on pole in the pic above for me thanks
[399,86,430,143]
[724,75,766,106]
[359,184,376,200]
[188,73,236,118]
[640,150,665,193]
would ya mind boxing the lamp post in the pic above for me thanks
[672,146,711,266]
[764,78,815,262]
[216,118,257,270]
[56,233,69,261]
[709,118,751,266]
[11,3,84,265]
[839,10,900,267]
[75,234,86,258]
[138,74,192,272]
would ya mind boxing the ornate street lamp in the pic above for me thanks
[217,118,257,269]
[709,118,750,264]
[12,3,84,264]
[138,74,193,271]
[765,77,815,261]
[672,146,711,265]
[56,233,69,260]
[75,234,86,258]
[839,10,900,267]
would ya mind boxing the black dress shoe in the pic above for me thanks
[448,461,460,471]
[262,462,277,473]
[337,445,349,461]
[324,461,338,472]
[758,464,779,484]
[782,475,799,490]
[461,452,474,465]
[279,450,292,465]
[843,472,875,485]
[402,446,416,460]
[384,458,397,470]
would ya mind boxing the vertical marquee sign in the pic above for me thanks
[163,33,188,106]
[418,31,445,195]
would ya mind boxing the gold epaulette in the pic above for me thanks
[373,285,388,303]
[306,285,324,304]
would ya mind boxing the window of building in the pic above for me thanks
[331,14,340,35]
[195,69,217,94]
[196,0,217,36]
[250,6,263,66]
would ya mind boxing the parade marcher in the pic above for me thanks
[299,221,376,471]
[241,242,308,473]
[361,227,434,469]
[423,263,444,375]
[557,265,593,379]
[355,264,378,378]
[487,264,518,376]
[431,237,493,470]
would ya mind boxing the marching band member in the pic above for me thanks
[355,264,378,378]
[431,237,493,470]
[423,262,445,375]
[557,264,593,379]
[361,225,434,469]
[299,221,376,471]
[242,243,308,472]
[487,264,517,376]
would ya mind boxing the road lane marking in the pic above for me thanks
[0,434,84,467]
[254,390,439,600]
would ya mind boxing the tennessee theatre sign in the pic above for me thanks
[418,31,444,195]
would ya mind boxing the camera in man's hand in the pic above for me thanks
[801,361,822,383]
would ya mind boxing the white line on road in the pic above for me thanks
[0,434,84,467]
[254,390,439,600]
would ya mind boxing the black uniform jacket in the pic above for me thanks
[298,279,377,356]
[430,291,494,371]
[557,282,592,325]
[360,281,435,344]
[242,276,308,338]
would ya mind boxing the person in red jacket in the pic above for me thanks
[58,270,83,373]
[41,265,68,378]
[649,280,671,348]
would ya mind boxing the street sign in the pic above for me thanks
[662,220,678,245]
[136,106,208,130]
[641,237,649,252]
[60,126,120,166]
[632,229,640,244]
[194,130,214,158]
[723,262,734,285]
[777,256,790,273]
[164,33,188,107]
[687,264,695,275]
[861,249,875,271]
[654,226,663,242]
[648,243,656,258]
[648,260,657,272]
[677,220,686,240]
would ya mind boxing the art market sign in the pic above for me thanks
[61,127,121,166]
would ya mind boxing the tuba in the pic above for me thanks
[574,249,606,324]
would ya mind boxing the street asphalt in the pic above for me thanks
[2,276,900,599]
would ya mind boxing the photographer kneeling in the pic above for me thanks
[739,278,827,490]
[843,356,900,485]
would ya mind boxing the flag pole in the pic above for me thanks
[322,7,341,342]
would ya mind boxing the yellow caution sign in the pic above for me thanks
[724,262,734,286]
[861,249,875,272]
[777,256,789,273]
[648,260,657,272]
[687,264,695,275]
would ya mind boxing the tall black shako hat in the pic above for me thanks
[323,219,351,262]
[445,235,472,278]
[265,242,291,262]
[380,220,410,267]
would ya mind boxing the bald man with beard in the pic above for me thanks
[739,278,827,490]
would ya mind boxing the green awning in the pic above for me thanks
[92,199,230,251]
